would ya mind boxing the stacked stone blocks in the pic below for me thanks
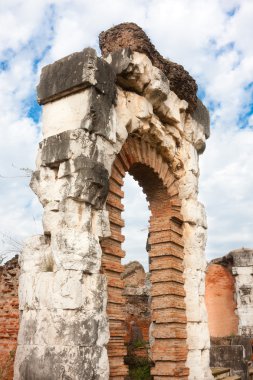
[14,24,213,380]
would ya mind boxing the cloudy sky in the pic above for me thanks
[0,0,252,267]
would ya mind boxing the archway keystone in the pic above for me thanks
[14,23,213,380]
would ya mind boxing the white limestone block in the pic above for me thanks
[42,90,92,138]
[181,140,199,175]
[187,322,210,350]
[143,66,170,108]
[63,198,92,231]
[187,349,202,379]
[92,208,111,238]
[156,90,187,130]
[19,235,51,273]
[178,171,198,199]
[14,344,109,380]
[181,198,207,228]
[51,229,102,272]
[106,51,153,93]
[115,88,130,143]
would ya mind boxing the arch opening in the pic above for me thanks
[101,136,189,379]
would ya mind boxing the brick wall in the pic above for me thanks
[0,255,19,380]
[205,263,238,337]
[101,136,188,379]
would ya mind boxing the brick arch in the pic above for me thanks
[101,135,189,379]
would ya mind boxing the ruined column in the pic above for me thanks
[14,23,214,379]
[231,248,253,336]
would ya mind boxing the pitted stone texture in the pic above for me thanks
[181,199,207,228]
[39,130,95,168]
[15,25,213,380]
[192,99,210,139]
[19,270,106,313]
[187,349,214,380]
[71,158,109,209]
[19,235,51,274]
[99,23,198,113]
[178,171,198,200]
[37,47,115,104]
[156,90,188,129]
[33,131,110,209]
[230,248,253,267]
[14,345,109,380]
[51,229,102,272]
[106,49,153,93]
[18,308,109,347]
[144,66,170,108]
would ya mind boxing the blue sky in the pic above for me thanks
[0,0,253,265]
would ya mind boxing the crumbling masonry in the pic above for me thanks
[14,23,213,379]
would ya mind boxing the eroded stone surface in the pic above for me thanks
[206,249,253,337]
[99,23,198,113]
[15,23,213,380]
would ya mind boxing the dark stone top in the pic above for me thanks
[99,22,198,113]
[209,247,253,268]
[37,48,116,106]
[192,99,210,138]
[229,248,253,267]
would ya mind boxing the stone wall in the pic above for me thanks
[231,248,253,336]
[0,256,19,380]
[210,336,253,380]
[206,249,253,338]
[14,23,213,379]
[205,263,238,337]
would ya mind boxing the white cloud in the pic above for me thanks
[0,0,253,265]
[199,127,253,260]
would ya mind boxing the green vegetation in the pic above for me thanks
[129,362,152,380]
[125,339,153,380]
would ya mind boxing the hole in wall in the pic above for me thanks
[122,173,150,270]
[121,173,153,379]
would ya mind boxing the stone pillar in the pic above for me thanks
[14,48,114,380]
[14,23,214,380]
[231,249,253,336]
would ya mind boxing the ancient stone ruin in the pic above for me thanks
[4,22,214,379]
[0,256,19,380]
[206,248,253,380]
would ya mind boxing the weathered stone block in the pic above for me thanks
[192,99,210,138]
[51,229,102,272]
[181,199,207,228]
[37,48,99,104]
[230,248,253,266]
[14,344,109,380]
[19,235,51,273]
[18,308,109,347]
[42,90,92,138]
[187,322,210,350]
[106,49,153,93]
[19,271,107,312]
[178,171,198,200]
[144,66,170,108]
[210,345,248,380]
[70,157,109,209]
[38,48,117,142]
